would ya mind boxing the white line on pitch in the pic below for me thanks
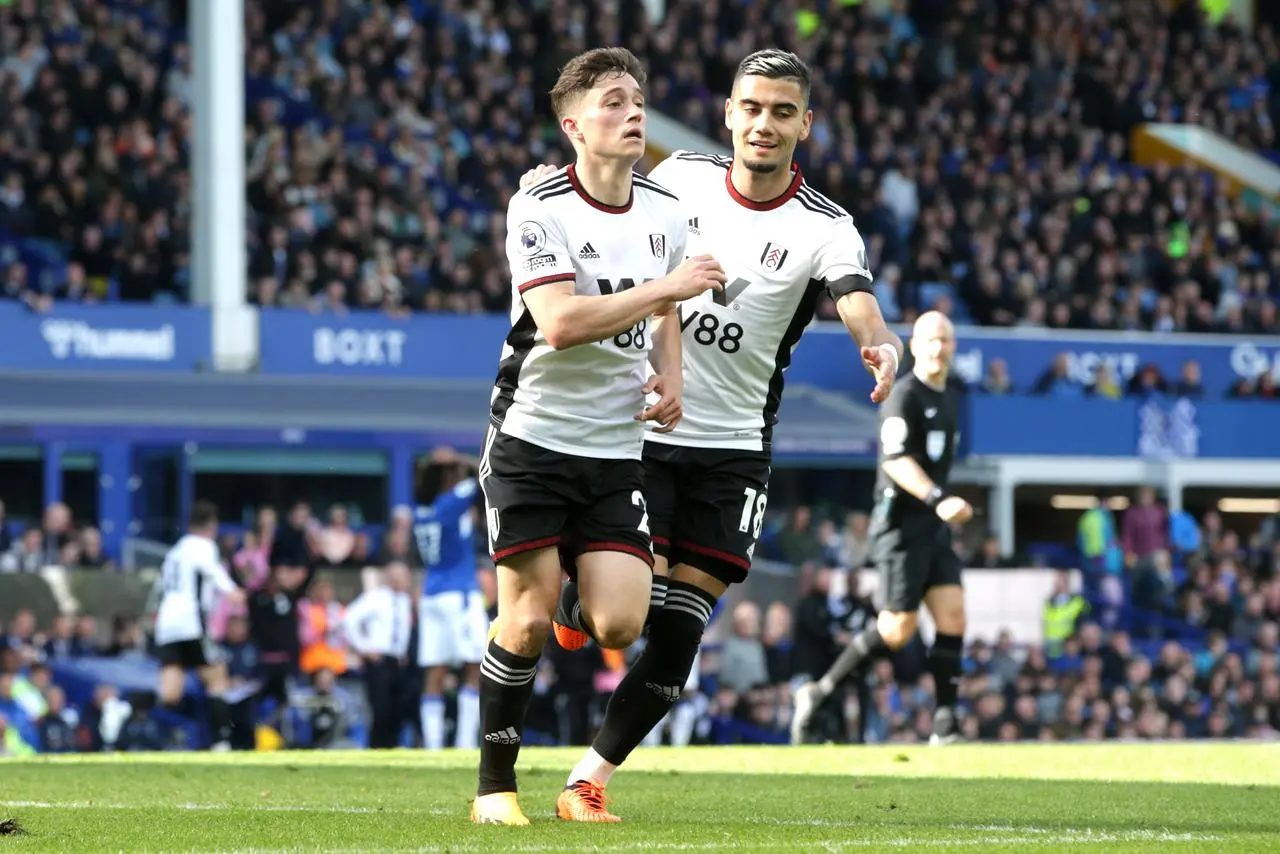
[0,800,452,816]
[175,829,1225,854]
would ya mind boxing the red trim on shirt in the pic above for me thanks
[567,163,633,214]
[725,162,803,211]
[517,273,575,293]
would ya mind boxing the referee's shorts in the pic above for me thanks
[871,514,963,613]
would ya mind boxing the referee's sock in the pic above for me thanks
[928,632,964,737]
[477,640,539,796]
[818,625,886,696]
[206,694,231,745]
[581,581,715,782]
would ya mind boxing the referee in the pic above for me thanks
[343,561,414,748]
[792,311,972,745]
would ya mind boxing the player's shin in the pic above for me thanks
[206,694,231,748]
[928,633,963,738]
[555,580,589,635]
[818,625,887,696]
[575,581,715,785]
[477,639,540,795]
[421,694,445,749]
[455,685,480,749]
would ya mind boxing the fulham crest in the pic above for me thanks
[761,242,789,272]
[649,233,666,260]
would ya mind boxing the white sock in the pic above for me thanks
[641,715,664,747]
[567,747,618,787]
[670,701,698,747]
[420,695,444,750]
[455,686,480,749]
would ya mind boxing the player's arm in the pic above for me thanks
[637,204,690,431]
[507,194,724,350]
[341,591,379,659]
[522,265,724,350]
[817,220,903,404]
[647,311,681,376]
[878,395,971,523]
[638,311,684,431]
[647,205,691,377]
[434,477,479,520]
[199,547,245,603]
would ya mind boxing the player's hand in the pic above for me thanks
[861,345,898,404]
[935,496,973,525]
[518,163,558,189]
[637,373,683,433]
[224,587,246,606]
[663,255,726,301]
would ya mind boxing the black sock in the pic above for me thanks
[556,580,594,639]
[591,581,715,766]
[207,695,230,744]
[477,640,540,796]
[646,576,669,628]
[929,632,963,737]
[818,625,886,694]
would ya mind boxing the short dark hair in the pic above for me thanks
[189,500,219,530]
[732,48,812,102]
[414,457,473,506]
[550,47,647,119]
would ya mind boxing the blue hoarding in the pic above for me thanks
[969,396,1277,459]
[4,303,1279,409]
[258,309,504,379]
[257,309,1280,400]
[0,302,211,373]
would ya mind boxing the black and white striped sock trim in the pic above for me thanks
[663,583,715,629]
[649,578,669,612]
[480,649,538,687]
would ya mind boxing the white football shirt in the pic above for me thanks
[642,151,874,453]
[342,586,414,658]
[154,534,238,645]
[492,163,687,459]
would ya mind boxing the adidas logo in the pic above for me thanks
[645,682,682,703]
[579,243,600,260]
[483,726,521,745]
[688,217,700,235]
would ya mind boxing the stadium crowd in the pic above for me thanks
[1,0,1280,333]
[971,353,1280,399]
[2,488,1278,752]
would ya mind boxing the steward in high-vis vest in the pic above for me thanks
[298,581,349,676]
[1043,571,1087,658]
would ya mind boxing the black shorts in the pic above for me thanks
[157,638,218,670]
[643,442,771,585]
[480,427,653,570]
[871,514,964,613]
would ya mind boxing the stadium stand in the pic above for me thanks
[3,486,1279,751]
[2,0,1278,332]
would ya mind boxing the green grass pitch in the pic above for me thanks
[2,744,1278,852]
